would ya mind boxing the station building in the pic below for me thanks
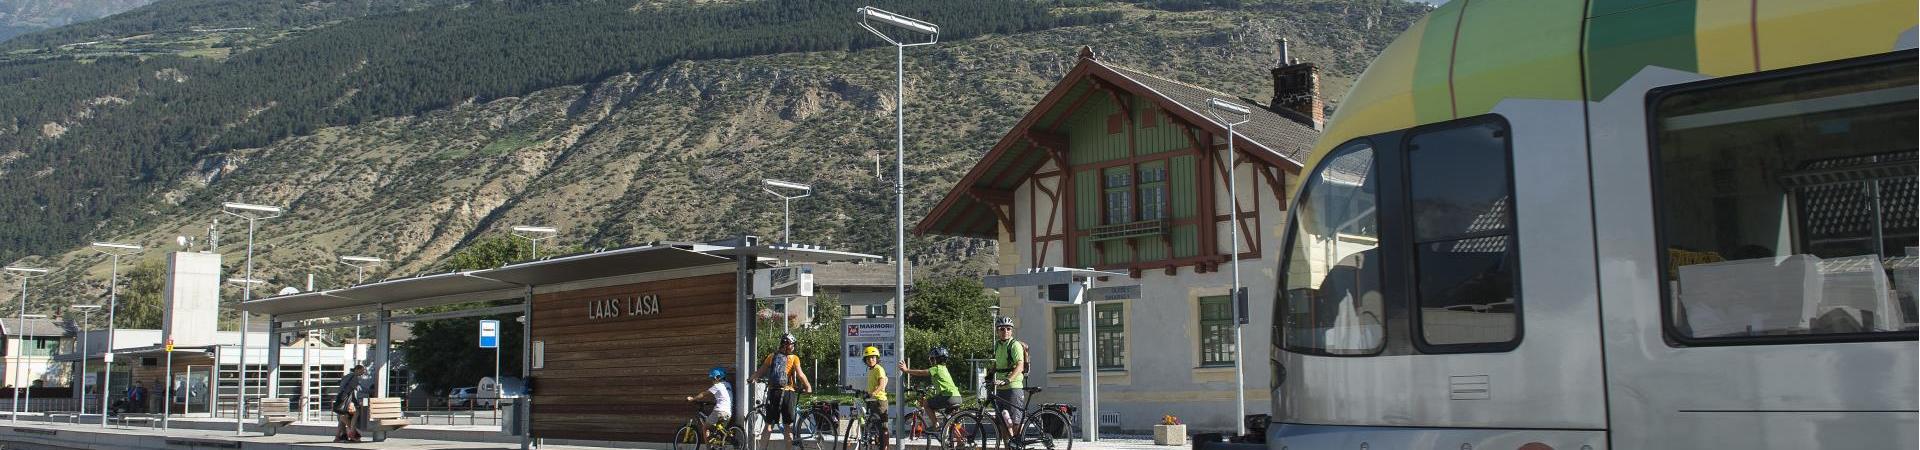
[917,46,1322,433]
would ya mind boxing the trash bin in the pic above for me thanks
[499,398,524,436]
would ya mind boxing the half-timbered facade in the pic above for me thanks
[918,46,1321,433]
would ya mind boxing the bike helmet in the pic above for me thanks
[928,347,951,361]
[863,346,881,358]
[709,366,729,380]
[779,333,797,344]
[995,316,1016,328]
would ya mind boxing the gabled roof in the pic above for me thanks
[1,318,65,337]
[916,49,1318,238]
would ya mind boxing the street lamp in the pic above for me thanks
[338,256,383,365]
[221,201,280,435]
[70,304,100,415]
[760,179,812,245]
[90,241,141,427]
[1204,97,1252,436]
[857,8,937,445]
[510,226,558,260]
[5,266,52,422]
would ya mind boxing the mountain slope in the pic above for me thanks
[0,0,156,42]
[9,0,1428,316]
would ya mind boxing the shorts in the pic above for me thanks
[926,395,963,413]
[993,389,1026,422]
[865,399,888,419]
[765,390,798,425]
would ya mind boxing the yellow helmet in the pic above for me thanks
[863,346,881,358]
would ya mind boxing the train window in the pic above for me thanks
[1279,140,1386,356]
[1652,55,1918,343]
[1405,119,1520,349]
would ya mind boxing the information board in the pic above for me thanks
[841,318,898,393]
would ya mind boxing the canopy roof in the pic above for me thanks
[239,241,877,318]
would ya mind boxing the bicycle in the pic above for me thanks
[674,401,745,450]
[965,382,1073,450]
[837,386,889,450]
[898,385,989,450]
[745,386,838,450]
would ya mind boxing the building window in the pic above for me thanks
[1405,118,1520,349]
[1138,162,1168,221]
[1104,168,1133,224]
[1094,303,1125,369]
[1053,307,1080,371]
[1653,56,1917,342]
[1198,296,1235,367]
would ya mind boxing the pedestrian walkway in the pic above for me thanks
[0,413,1183,450]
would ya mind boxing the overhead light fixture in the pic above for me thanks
[857,6,938,35]
[220,202,283,214]
[3,267,49,274]
[90,242,142,251]
[339,256,383,264]
[1206,98,1251,116]
[511,226,557,234]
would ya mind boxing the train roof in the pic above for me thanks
[1305,0,1917,173]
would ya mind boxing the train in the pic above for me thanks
[1261,0,1916,449]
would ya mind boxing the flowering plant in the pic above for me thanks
[1160,414,1182,425]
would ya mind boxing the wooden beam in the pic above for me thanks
[967,187,1015,205]
[1024,129,1069,153]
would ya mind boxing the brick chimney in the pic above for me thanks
[1269,38,1323,129]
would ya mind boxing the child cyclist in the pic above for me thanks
[897,347,966,428]
[861,346,890,447]
[685,366,734,443]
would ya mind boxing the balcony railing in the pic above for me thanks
[1089,219,1169,242]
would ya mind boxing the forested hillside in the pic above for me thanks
[0,0,155,42]
[1,0,1429,322]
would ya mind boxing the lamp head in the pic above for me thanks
[762,179,812,192]
[71,305,102,310]
[3,267,50,274]
[339,256,383,264]
[858,6,938,35]
[1206,98,1252,116]
[511,226,557,235]
[91,242,142,251]
[221,202,283,214]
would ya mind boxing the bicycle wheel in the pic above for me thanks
[793,411,830,450]
[725,425,749,450]
[1016,412,1058,450]
[841,414,866,450]
[947,411,990,450]
[673,422,702,450]
[1030,410,1072,450]
[902,411,935,450]
[745,407,767,450]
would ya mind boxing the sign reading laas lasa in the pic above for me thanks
[842,319,898,390]
[586,294,663,320]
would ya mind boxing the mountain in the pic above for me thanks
[0,0,157,42]
[0,0,1427,315]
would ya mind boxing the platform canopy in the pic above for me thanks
[238,240,877,319]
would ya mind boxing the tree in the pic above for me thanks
[113,260,166,330]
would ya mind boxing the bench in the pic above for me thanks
[257,398,297,436]
[359,398,408,442]
[43,411,80,424]
[111,413,160,428]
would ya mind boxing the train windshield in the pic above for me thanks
[1280,141,1385,355]
[1654,56,1918,341]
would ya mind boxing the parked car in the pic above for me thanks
[446,387,477,408]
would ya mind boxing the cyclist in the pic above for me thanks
[897,347,965,426]
[754,333,813,448]
[685,366,734,443]
[861,346,890,447]
[988,316,1028,447]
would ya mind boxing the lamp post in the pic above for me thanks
[223,277,263,431]
[70,304,100,415]
[1204,98,1252,436]
[16,312,47,418]
[760,179,813,245]
[221,201,281,435]
[510,226,557,260]
[5,266,52,422]
[90,241,141,427]
[338,256,382,365]
[857,8,937,447]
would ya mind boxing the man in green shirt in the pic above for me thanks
[988,316,1027,444]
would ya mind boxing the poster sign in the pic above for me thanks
[841,318,898,392]
[479,320,500,349]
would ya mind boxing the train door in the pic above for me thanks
[1588,50,1918,449]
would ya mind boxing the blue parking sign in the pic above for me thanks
[479,320,500,349]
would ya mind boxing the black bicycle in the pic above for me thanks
[838,386,889,450]
[968,383,1072,450]
[745,388,837,450]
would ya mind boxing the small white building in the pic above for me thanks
[918,48,1321,433]
[1,317,67,388]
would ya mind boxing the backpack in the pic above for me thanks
[995,340,1031,375]
[763,353,797,388]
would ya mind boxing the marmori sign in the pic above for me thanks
[587,294,663,320]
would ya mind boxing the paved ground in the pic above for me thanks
[0,412,1177,450]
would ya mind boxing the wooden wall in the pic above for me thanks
[530,272,736,442]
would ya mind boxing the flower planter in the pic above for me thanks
[1153,424,1187,446]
